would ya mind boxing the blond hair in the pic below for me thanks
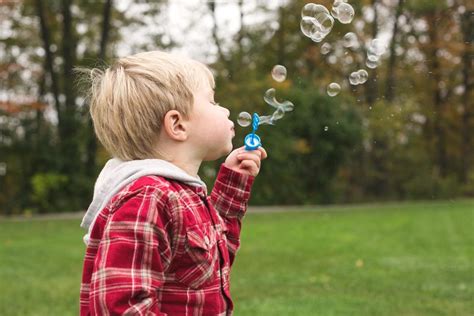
[86,51,215,160]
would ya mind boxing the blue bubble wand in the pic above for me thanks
[244,113,262,151]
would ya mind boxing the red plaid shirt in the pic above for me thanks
[80,164,254,315]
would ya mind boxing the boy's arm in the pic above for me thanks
[209,164,255,266]
[89,185,172,316]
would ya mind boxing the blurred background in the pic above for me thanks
[0,0,473,215]
[0,1,473,315]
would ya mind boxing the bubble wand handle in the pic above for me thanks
[244,113,262,151]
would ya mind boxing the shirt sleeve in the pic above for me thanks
[89,185,172,316]
[209,164,255,266]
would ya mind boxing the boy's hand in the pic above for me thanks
[224,146,268,177]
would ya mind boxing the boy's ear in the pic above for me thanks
[163,110,188,141]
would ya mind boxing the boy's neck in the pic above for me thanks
[155,139,203,178]
[169,158,202,178]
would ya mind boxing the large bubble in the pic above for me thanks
[331,0,347,19]
[262,88,295,125]
[271,108,285,121]
[332,2,354,24]
[300,3,334,42]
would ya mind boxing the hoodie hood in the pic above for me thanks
[80,158,206,245]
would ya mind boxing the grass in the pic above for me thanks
[0,199,473,315]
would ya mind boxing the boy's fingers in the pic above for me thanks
[237,153,261,168]
[258,147,268,159]
[239,160,258,174]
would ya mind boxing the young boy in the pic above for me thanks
[79,51,267,315]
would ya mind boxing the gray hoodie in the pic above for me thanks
[80,158,207,245]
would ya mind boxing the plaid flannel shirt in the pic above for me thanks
[80,164,255,316]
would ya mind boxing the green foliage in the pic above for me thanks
[1,0,472,214]
[30,173,68,213]
[250,85,363,204]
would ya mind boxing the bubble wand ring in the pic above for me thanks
[244,113,262,151]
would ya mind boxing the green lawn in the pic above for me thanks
[0,200,473,315]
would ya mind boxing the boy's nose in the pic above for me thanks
[223,107,230,117]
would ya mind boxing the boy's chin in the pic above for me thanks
[203,143,233,161]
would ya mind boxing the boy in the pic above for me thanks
[79,51,267,315]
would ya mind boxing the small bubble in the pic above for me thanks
[357,69,369,84]
[349,71,361,85]
[324,126,329,131]
[321,42,332,55]
[367,54,379,62]
[271,65,287,82]
[369,38,386,56]
[327,82,341,97]
[237,111,252,127]
[335,3,354,24]
[343,32,358,48]
[366,58,379,69]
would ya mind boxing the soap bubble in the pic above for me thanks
[301,2,320,18]
[264,88,277,106]
[349,69,369,85]
[327,82,341,97]
[300,4,334,41]
[321,42,332,55]
[331,0,347,19]
[271,65,287,82]
[367,54,379,62]
[324,126,329,131]
[368,38,386,56]
[366,58,379,69]
[357,69,369,84]
[271,108,285,121]
[278,100,295,112]
[334,3,354,24]
[258,115,275,125]
[237,111,252,127]
[349,71,361,85]
[343,32,358,48]
[264,88,294,112]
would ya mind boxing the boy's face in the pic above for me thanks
[188,84,235,161]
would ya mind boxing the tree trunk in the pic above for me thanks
[208,1,233,78]
[427,11,447,177]
[385,0,404,103]
[86,0,114,177]
[460,9,473,183]
[365,0,378,106]
[60,0,79,174]
[34,0,62,126]
[276,5,286,65]
[236,0,244,68]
